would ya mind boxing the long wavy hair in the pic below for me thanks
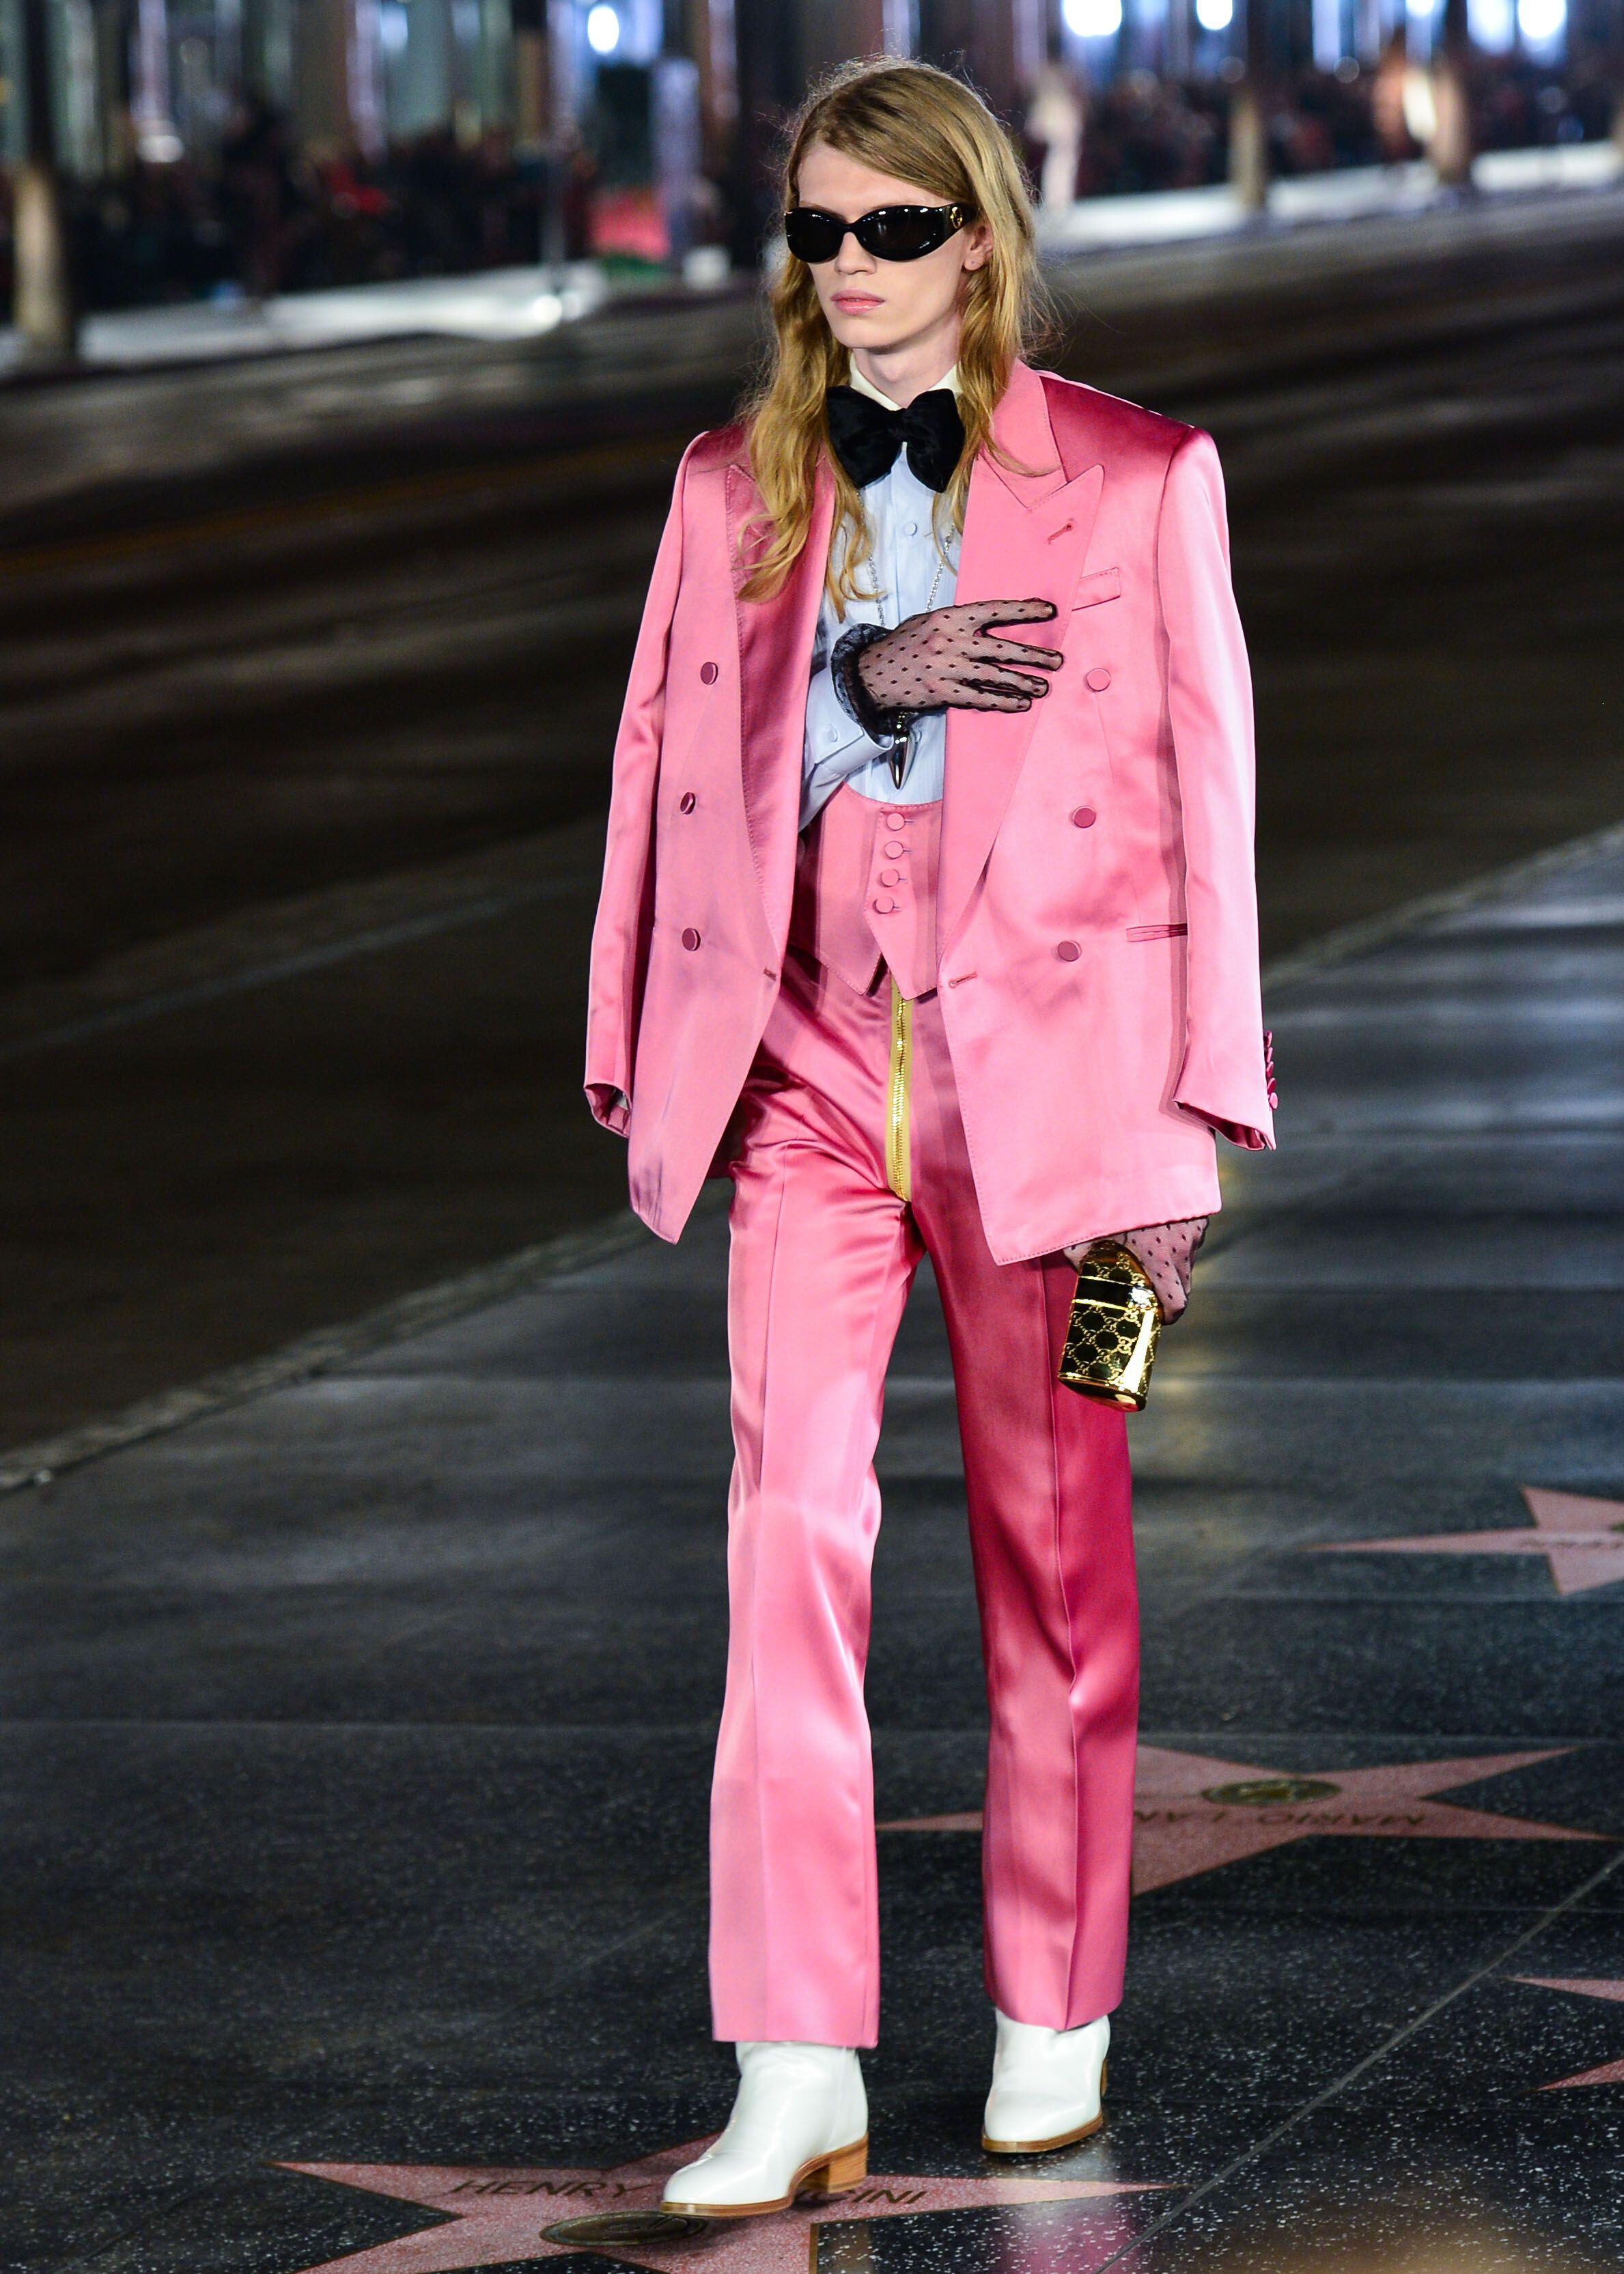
[739,59,1050,606]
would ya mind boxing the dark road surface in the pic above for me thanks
[3,189,1623,1450]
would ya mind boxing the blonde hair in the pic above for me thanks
[739,59,1050,606]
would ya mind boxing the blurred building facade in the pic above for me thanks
[9,0,1619,176]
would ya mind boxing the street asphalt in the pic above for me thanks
[1,185,1621,1448]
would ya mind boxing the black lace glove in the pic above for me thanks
[832,598,1063,743]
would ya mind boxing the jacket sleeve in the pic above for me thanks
[583,440,696,1134]
[1156,427,1276,1151]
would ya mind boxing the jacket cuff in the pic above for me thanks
[585,1081,630,1136]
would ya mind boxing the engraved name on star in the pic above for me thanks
[279,2137,1166,2274]
[1512,1977,1624,2091]
[880,1745,1600,1892]
[1313,1487,1624,1596]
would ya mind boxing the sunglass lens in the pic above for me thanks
[860,208,948,260]
[785,210,845,264]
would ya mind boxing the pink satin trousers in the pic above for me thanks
[710,795,1139,2048]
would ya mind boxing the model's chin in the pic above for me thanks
[823,306,903,350]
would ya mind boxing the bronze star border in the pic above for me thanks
[1312,1486,1624,1596]
[880,1743,1602,1892]
[279,2139,1167,2273]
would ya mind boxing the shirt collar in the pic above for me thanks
[845,359,961,413]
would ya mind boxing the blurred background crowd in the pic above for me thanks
[8,46,1613,312]
[4,0,1624,331]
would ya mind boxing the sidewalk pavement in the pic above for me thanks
[5,139,1619,376]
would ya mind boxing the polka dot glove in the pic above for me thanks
[833,598,1064,741]
[1063,1218,1209,1323]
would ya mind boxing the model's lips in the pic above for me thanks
[832,293,884,311]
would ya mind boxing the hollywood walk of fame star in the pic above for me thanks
[1313,1487,1624,1596]
[279,2137,1166,2274]
[880,1744,1602,1892]
[1512,1977,1624,2091]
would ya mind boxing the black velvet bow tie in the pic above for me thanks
[826,384,966,493]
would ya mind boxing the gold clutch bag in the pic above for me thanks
[1057,1239,1162,1411]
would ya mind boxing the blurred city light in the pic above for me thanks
[1516,0,1565,37]
[1468,0,1515,44]
[1063,0,1126,35]
[585,3,621,55]
[1194,0,1235,27]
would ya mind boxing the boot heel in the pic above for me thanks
[800,2137,867,2198]
[1100,2059,1108,2099]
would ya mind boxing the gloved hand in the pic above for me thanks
[835,598,1063,738]
[1063,1218,1209,1323]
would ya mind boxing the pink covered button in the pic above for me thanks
[884,840,905,857]
[1085,667,1112,692]
[1056,938,1081,961]
[1070,806,1096,828]
[873,896,897,914]
[879,867,901,886]
[681,927,701,951]
[884,813,906,829]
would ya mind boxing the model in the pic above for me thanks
[585,56,1274,2220]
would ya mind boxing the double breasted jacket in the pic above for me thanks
[585,358,1274,1265]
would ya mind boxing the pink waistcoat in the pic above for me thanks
[788,784,943,1002]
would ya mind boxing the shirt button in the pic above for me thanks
[679,791,696,813]
[826,725,841,744]
[884,840,905,856]
[700,661,719,684]
[873,897,897,914]
[681,927,701,951]
[903,520,918,537]
[1085,667,1112,692]
[1070,806,1096,828]
[1056,938,1081,961]
[879,867,901,886]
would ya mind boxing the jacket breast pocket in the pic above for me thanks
[1071,565,1121,610]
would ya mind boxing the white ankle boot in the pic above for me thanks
[662,2040,868,2218]
[981,2010,1109,2154]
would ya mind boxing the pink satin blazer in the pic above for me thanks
[585,359,1274,1265]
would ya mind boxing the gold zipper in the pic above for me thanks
[886,975,912,1202]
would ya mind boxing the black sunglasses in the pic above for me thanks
[783,201,975,265]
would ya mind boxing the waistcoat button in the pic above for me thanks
[884,813,906,829]
[1070,806,1096,828]
[681,927,701,950]
[879,867,901,886]
[872,897,897,914]
[1056,938,1081,961]
[1085,667,1112,692]
[699,661,719,684]
[884,840,905,857]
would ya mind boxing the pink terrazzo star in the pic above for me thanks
[881,1744,1599,1892]
[1314,1487,1624,1595]
[279,2140,1164,2273]
[1513,1977,1624,2090]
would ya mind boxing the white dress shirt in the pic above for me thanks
[800,362,962,830]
